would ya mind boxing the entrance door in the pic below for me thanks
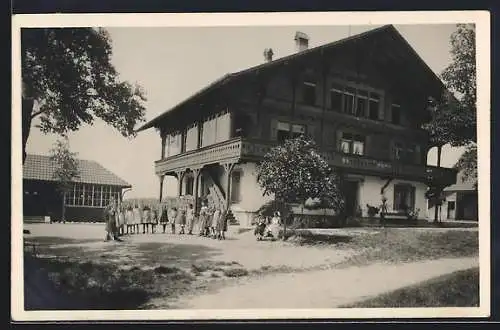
[447,201,456,220]
[344,181,359,217]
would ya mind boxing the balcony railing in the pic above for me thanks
[155,138,243,174]
[155,137,457,185]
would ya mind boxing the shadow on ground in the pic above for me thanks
[23,236,226,310]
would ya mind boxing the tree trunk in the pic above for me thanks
[22,97,35,164]
[61,191,66,223]
[433,145,443,224]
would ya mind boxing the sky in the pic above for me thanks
[25,23,464,199]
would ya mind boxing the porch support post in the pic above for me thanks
[192,168,201,213]
[158,174,165,202]
[175,170,185,197]
[223,163,236,210]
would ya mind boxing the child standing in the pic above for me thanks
[170,207,178,234]
[186,203,195,235]
[159,204,169,233]
[211,207,221,239]
[176,208,186,234]
[198,201,209,236]
[125,205,134,234]
[142,204,150,234]
[132,204,141,234]
[151,205,158,234]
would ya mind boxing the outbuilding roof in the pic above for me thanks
[23,154,131,187]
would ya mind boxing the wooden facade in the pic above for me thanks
[139,25,457,224]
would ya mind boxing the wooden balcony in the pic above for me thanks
[155,138,243,174]
[155,137,457,186]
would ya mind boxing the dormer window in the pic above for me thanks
[303,81,316,106]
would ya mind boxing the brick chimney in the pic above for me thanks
[294,31,309,52]
[263,48,274,62]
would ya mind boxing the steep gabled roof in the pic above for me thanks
[23,154,131,187]
[138,24,446,132]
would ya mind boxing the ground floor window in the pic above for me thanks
[65,184,121,207]
[231,171,242,203]
[393,184,416,212]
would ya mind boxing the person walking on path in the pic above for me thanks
[186,203,195,235]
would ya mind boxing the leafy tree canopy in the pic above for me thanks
[257,135,344,211]
[22,28,147,162]
[422,24,477,186]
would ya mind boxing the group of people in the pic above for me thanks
[103,197,230,241]
[254,211,283,241]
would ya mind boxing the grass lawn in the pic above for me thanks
[289,228,479,267]
[23,227,479,310]
[23,236,251,310]
[342,267,480,308]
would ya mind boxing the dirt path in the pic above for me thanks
[173,257,479,309]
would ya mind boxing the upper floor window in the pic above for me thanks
[355,90,368,117]
[277,121,306,143]
[369,93,380,120]
[330,84,343,112]
[330,82,382,121]
[340,132,365,156]
[392,104,401,125]
[302,81,316,106]
[343,87,356,115]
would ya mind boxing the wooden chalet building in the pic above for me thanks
[138,25,457,227]
[23,154,131,223]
